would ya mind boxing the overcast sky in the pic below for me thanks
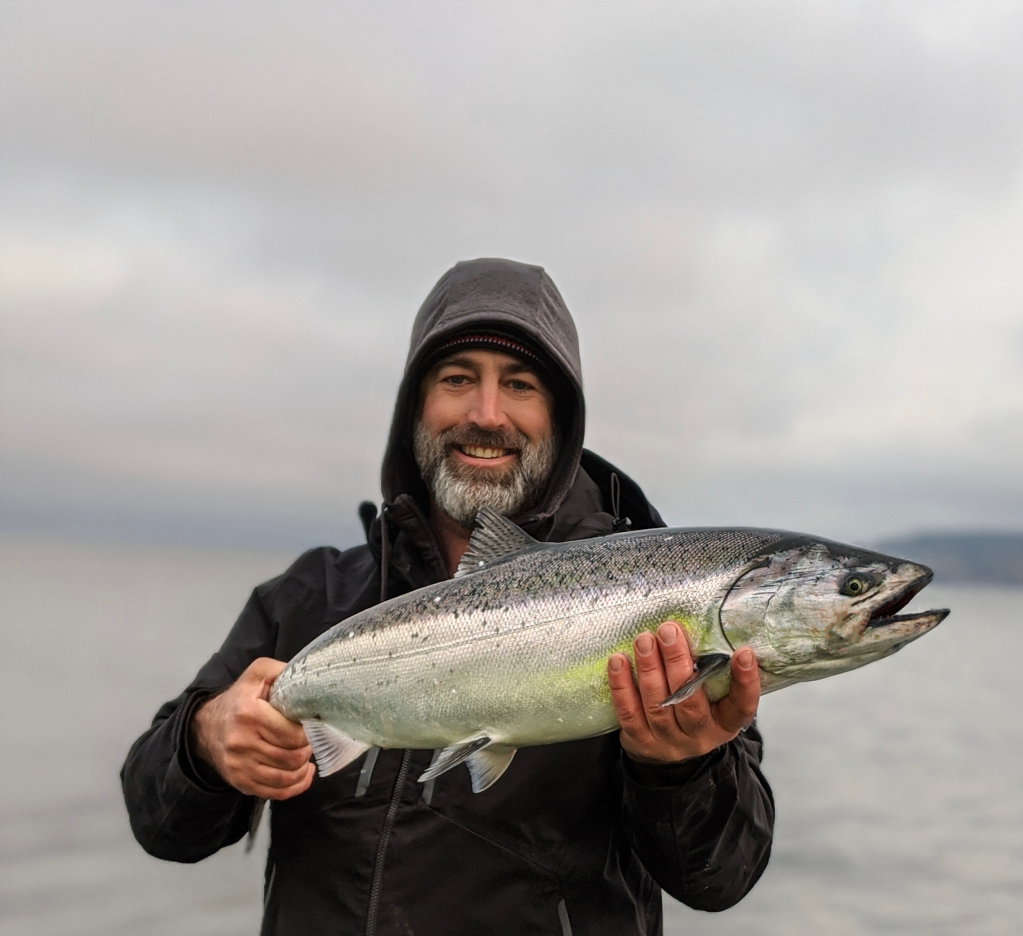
[2,0,1022,551]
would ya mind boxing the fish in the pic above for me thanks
[269,507,949,793]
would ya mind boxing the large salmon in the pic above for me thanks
[269,507,948,792]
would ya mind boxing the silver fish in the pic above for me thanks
[269,508,948,792]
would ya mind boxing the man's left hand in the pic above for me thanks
[608,621,760,765]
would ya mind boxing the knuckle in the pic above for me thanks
[644,700,669,721]
[675,699,704,721]
[634,655,660,674]
[259,767,286,788]
[662,650,691,672]
[660,639,691,663]
[682,712,711,735]
[608,669,630,689]
[616,707,642,730]
[285,749,308,769]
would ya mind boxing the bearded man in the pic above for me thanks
[122,258,774,936]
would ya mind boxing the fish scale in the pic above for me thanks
[270,509,947,792]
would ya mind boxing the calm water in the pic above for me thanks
[2,536,1020,935]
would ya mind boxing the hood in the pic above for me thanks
[381,258,585,527]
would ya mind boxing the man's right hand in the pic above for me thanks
[190,657,315,800]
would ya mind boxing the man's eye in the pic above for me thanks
[444,375,469,385]
[509,380,532,391]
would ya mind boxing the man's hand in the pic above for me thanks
[191,657,315,800]
[608,622,760,765]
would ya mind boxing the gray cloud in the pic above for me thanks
[1,0,1021,549]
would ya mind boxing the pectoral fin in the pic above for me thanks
[417,736,491,783]
[466,745,517,792]
[660,653,732,707]
[301,719,371,777]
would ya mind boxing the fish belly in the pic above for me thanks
[275,590,721,750]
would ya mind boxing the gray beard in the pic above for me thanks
[412,420,558,528]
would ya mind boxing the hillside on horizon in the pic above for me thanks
[878,532,1023,586]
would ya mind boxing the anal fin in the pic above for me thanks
[301,719,371,777]
[466,745,517,792]
[660,653,732,707]
[417,736,491,783]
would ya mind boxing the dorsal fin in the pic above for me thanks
[455,506,543,577]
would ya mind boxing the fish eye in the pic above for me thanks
[840,574,874,597]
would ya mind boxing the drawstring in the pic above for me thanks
[366,501,403,936]
[610,472,631,533]
[379,503,390,604]
[358,499,391,602]
[358,500,378,540]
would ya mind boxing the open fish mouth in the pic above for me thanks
[865,567,945,630]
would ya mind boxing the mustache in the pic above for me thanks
[412,418,559,527]
[435,424,528,452]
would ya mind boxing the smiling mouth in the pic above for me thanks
[456,444,517,460]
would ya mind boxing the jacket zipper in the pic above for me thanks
[364,749,412,936]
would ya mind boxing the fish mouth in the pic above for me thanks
[864,567,943,630]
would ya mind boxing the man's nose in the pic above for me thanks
[467,380,509,429]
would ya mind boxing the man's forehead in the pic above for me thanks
[433,348,541,375]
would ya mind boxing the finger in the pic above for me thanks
[651,623,719,741]
[713,647,761,735]
[632,631,682,740]
[243,657,288,690]
[245,739,313,771]
[665,652,716,739]
[607,653,652,743]
[248,762,316,801]
[247,760,316,791]
[254,701,312,749]
[656,622,695,695]
[219,718,312,767]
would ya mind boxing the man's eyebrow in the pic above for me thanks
[434,355,478,370]
[500,361,541,378]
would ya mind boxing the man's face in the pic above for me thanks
[414,348,557,527]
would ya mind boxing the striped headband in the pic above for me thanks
[429,332,550,372]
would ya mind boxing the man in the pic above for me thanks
[122,258,773,936]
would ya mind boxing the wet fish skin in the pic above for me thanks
[269,509,948,790]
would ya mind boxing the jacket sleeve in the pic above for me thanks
[120,583,281,863]
[621,723,774,911]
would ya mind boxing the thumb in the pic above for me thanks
[242,657,288,698]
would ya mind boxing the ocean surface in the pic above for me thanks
[2,535,1020,935]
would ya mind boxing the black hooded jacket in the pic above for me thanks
[122,259,774,936]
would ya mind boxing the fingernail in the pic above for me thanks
[609,655,624,673]
[657,622,677,645]
[635,632,655,655]
[737,649,755,670]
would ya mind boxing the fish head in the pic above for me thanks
[720,539,949,682]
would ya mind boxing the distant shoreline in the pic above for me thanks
[878,533,1023,586]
